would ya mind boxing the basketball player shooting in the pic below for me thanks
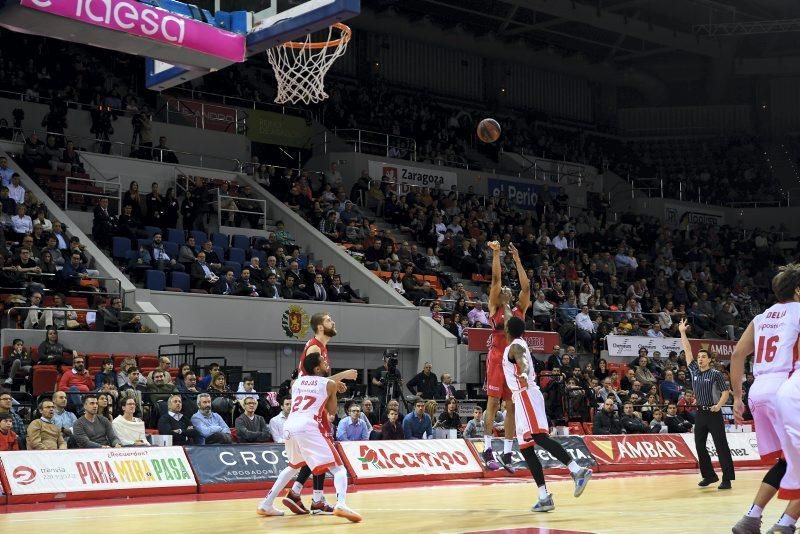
[483,241,530,471]
[503,316,592,512]
[730,264,800,534]
[282,312,356,516]
[257,351,362,523]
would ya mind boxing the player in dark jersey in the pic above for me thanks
[281,312,356,516]
[482,241,530,471]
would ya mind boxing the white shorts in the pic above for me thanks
[748,373,787,460]
[513,386,549,449]
[776,373,800,500]
[285,428,342,475]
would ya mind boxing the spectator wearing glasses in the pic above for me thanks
[234,397,271,443]
[336,402,371,441]
[26,398,67,450]
[112,397,149,446]
[57,354,93,410]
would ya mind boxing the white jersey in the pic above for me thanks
[502,338,536,394]
[284,374,331,434]
[751,301,800,377]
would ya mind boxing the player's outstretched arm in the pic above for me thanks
[509,243,530,312]
[677,318,694,366]
[488,241,502,315]
[508,344,528,388]
[325,380,339,416]
[730,321,754,423]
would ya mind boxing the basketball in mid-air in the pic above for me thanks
[477,118,501,143]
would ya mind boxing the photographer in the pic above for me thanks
[541,367,567,427]
[90,105,114,154]
[130,107,152,159]
[371,351,402,417]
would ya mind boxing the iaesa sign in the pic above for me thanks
[20,0,245,63]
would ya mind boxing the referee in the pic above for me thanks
[679,319,735,489]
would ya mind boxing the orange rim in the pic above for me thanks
[282,22,351,50]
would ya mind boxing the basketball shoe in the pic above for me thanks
[531,494,555,513]
[731,516,761,534]
[500,452,515,474]
[311,498,335,515]
[333,503,363,523]
[571,467,592,497]
[482,448,501,470]
[256,500,284,517]
[281,490,310,515]
[765,525,797,534]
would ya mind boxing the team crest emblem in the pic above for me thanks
[282,305,310,339]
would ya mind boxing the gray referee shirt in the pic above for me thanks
[688,361,729,407]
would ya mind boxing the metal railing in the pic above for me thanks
[7,307,174,333]
[162,97,247,134]
[217,190,268,230]
[165,87,313,119]
[332,128,418,162]
[65,175,122,212]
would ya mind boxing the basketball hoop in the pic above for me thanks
[266,22,352,105]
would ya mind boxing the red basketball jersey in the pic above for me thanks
[298,337,329,376]
[489,306,524,352]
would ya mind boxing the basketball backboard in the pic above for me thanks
[146,0,359,91]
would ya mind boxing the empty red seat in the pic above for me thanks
[33,366,59,397]
[137,354,158,368]
[87,353,111,367]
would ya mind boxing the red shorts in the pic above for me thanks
[486,348,511,400]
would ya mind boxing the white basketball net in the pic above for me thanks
[266,23,351,105]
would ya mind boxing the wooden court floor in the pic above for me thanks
[0,470,776,534]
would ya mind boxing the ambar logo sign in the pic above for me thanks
[12,465,37,485]
[356,445,471,471]
[590,437,691,463]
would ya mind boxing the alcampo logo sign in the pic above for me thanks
[356,445,471,471]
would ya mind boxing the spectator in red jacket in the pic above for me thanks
[0,412,20,450]
[58,355,93,411]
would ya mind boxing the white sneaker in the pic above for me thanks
[333,503,362,523]
[256,500,284,517]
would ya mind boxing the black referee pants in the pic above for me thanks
[694,409,735,481]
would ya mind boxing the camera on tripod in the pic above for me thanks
[384,349,399,375]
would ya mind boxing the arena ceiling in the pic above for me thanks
[368,0,800,65]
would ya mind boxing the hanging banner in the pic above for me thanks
[487,177,562,210]
[368,160,458,194]
[467,328,559,354]
[664,201,725,228]
[606,335,736,361]
[584,435,697,470]
[0,447,195,499]
[246,110,312,148]
[337,439,482,483]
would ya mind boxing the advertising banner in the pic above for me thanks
[0,447,196,500]
[337,439,482,483]
[246,110,312,148]
[584,435,697,471]
[664,201,725,228]
[467,328,559,354]
[606,335,736,361]
[681,432,765,466]
[368,160,458,194]
[470,437,595,476]
[487,177,561,210]
[19,0,245,63]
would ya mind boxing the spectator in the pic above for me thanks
[574,305,596,351]
[386,270,404,295]
[660,370,682,404]
[191,393,232,444]
[335,402,370,442]
[434,397,462,431]
[198,363,220,390]
[151,232,184,273]
[23,291,51,330]
[59,251,90,291]
[436,373,457,399]
[593,398,622,435]
[118,366,146,417]
[406,362,438,399]
[4,338,32,385]
[206,371,236,421]
[402,397,433,439]
[147,357,174,385]
[190,251,220,291]
[73,395,122,448]
[92,197,115,247]
[596,378,622,409]
[97,392,115,420]
[52,390,77,443]
[467,302,490,327]
[633,356,657,394]
[147,369,179,407]
[677,390,698,424]
[620,402,650,434]
[235,396,271,443]
[0,413,19,450]
[463,406,486,438]
[10,204,32,238]
[157,394,198,445]
[664,403,693,433]
[545,345,563,370]
[49,293,81,331]
[27,398,67,450]
[112,397,149,446]
[57,354,93,409]
[100,297,142,332]
[269,397,291,443]
[361,399,378,426]
[379,408,404,440]
[532,291,554,329]
[649,409,669,434]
